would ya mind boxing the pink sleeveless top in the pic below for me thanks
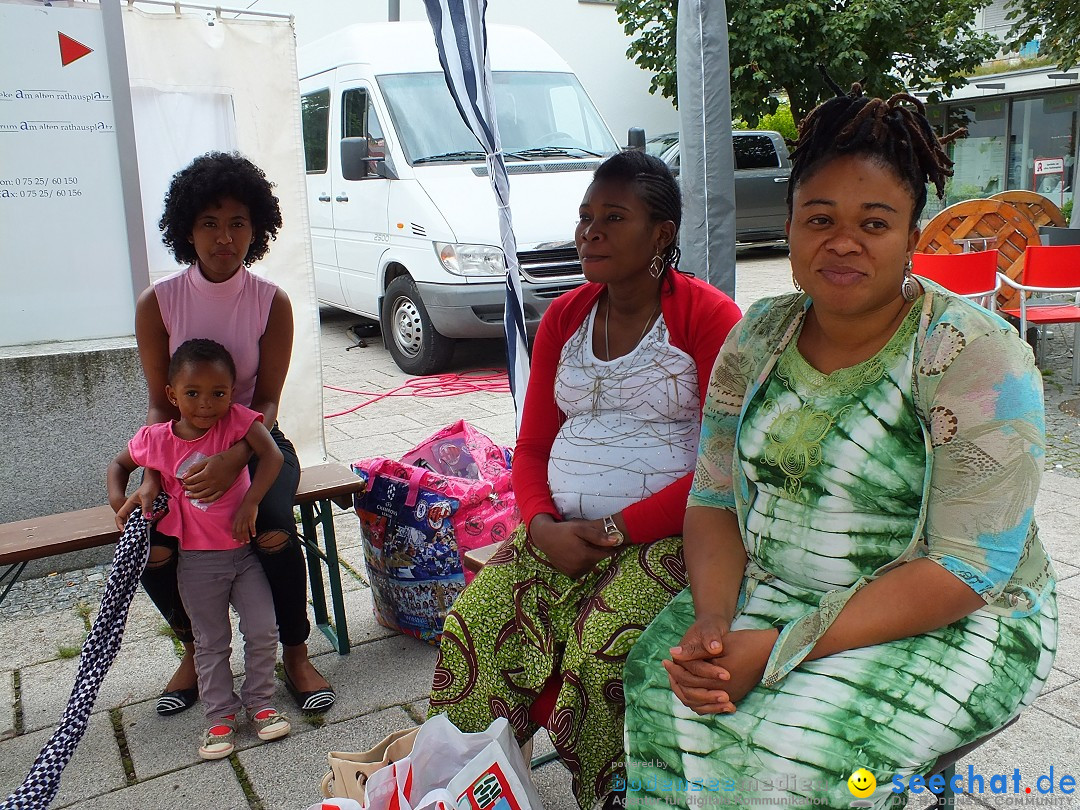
[154,264,278,408]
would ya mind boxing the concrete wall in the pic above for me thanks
[0,339,145,575]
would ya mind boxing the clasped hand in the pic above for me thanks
[527,514,623,579]
[663,618,780,715]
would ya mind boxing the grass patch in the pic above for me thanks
[109,708,137,785]
[75,601,93,632]
[403,703,428,725]
[57,644,81,659]
[229,754,265,810]
[339,557,367,584]
[304,713,327,728]
[13,670,23,735]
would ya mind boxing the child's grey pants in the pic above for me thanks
[178,545,278,720]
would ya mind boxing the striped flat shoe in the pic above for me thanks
[284,669,336,713]
[156,686,198,716]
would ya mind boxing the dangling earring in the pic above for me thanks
[649,252,665,279]
[900,259,919,302]
[792,273,803,293]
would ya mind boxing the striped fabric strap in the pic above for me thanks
[0,496,163,810]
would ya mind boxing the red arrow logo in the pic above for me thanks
[58,32,93,66]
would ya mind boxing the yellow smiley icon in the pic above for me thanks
[847,769,877,798]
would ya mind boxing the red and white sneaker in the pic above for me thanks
[198,716,237,760]
[251,707,291,741]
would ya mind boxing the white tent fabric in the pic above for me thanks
[121,6,326,464]
[676,0,736,296]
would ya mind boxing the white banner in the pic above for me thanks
[0,2,134,346]
[122,5,326,464]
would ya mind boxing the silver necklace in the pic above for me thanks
[604,296,661,361]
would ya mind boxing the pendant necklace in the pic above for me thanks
[604,296,661,361]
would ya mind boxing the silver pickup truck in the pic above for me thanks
[647,130,791,245]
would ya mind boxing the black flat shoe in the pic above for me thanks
[156,686,198,716]
[284,667,336,713]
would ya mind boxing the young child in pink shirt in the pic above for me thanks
[108,338,291,759]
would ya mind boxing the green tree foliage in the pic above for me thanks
[735,103,798,142]
[615,0,1000,124]
[1005,0,1080,71]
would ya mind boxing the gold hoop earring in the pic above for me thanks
[900,260,919,302]
[792,273,803,293]
[649,252,665,279]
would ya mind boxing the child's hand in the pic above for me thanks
[233,503,258,544]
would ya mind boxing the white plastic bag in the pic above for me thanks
[362,758,412,810]
[361,714,543,810]
[446,739,538,810]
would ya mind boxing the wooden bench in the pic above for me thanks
[463,543,501,574]
[0,462,363,655]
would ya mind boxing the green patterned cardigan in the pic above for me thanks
[688,281,1056,687]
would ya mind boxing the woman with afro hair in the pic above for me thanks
[122,152,335,716]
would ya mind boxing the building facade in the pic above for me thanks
[926,72,1078,218]
[922,0,1078,221]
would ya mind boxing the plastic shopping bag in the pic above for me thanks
[352,421,519,643]
[359,714,543,810]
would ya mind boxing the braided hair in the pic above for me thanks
[788,83,964,225]
[592,150,683,271]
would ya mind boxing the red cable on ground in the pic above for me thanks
[323,369,510,419]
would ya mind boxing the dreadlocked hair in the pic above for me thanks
[788,83,965,225]
[593,150,683,273]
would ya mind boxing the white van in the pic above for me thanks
[297,22,619,374]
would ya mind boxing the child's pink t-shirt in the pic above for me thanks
[128,404,262,550]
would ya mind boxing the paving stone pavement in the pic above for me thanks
[1,249,1077,809]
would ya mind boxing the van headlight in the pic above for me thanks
[435,243,505,276]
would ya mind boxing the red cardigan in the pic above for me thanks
[512,271,742,543]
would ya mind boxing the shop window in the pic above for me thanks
[1008,91,1077,209]
[944,100,1007,204]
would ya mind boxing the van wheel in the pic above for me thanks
[382,276,454,375]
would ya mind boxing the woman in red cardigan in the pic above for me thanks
[429,151,741,810]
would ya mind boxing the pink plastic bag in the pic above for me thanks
[352,421,519,644]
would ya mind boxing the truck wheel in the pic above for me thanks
[381,276,454,375]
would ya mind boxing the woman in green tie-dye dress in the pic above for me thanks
[622,86,1057,810]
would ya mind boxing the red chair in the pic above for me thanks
[912,250,999,310]
[997,244,1080,384]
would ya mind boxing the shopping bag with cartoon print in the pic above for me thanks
[352,421,518,644]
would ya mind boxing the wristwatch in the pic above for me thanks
[602,515,625,547]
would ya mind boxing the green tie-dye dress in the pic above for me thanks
[623,289,1057,810]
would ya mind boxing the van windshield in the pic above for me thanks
[378,71,618,164]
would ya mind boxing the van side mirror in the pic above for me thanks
[375,158,399,180]
[627,127,646,151]
[341,137,370,180]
